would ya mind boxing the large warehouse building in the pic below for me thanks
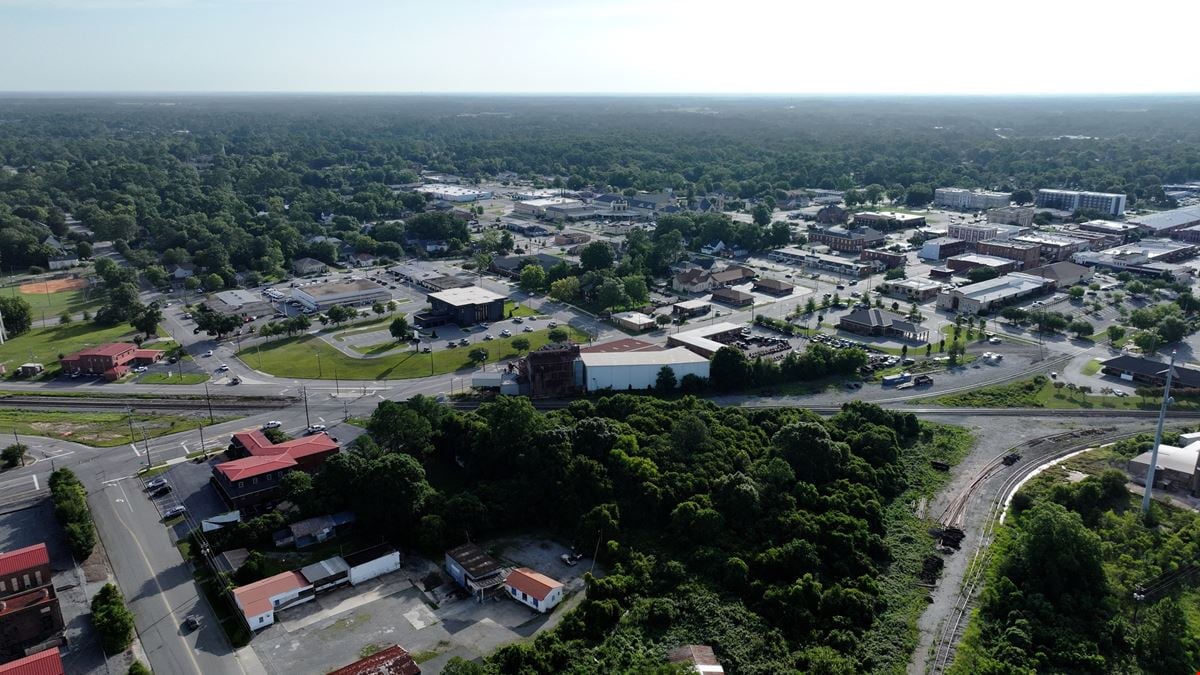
[580,348,709,392]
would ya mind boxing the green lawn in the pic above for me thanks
[239,326,588,380]
[504,301,538,318]
[0,321,141,374]
[331,317,394,341]
[0,409,223,447]
[1081,359,1103,376]
[15,286,102,319]
[137,372,210,385]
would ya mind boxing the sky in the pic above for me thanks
[0,0,1196,95]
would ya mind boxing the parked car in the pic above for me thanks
[548,321,558,328]
[523,326,534,332]
[262,421,282,429]
[133,366,148,373]
[513,317,524,324]
[203,350,213,357]
[149,484,173,498]
[459,338,470,346]
[484,334,494,341]
[162,505,187,520]
[184,615,201,631]
[500,329,512,337]
[145,477,168,490]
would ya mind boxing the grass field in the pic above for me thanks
[239,326,588,380]
[931,376,1200,411]
[137,373,210,385]
[504,301,538,318]
[0,321,141,374]
[13,285,102,319]
[0,409,221,447]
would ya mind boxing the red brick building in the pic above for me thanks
[212,432,340,509]
[59,343,163,380]
[0,545,50,597]
[0,545,63,662]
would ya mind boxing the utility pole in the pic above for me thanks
[140,425,152,468]
[333,362,339,396]
[302,385,311,428]
[126,408,135,443]
[203,381,214,424]
[1141,351,1177,515]
[199,423,207,459]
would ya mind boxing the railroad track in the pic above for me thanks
[926,424,1172,673]
[0,395,294,411]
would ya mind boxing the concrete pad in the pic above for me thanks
[279,574,415,632]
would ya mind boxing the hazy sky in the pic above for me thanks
[1,0,1196,94]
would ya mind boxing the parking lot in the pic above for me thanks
[250,536,596,674]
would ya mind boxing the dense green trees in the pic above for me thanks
[0,297,32,337]
[319,394,937,671]
[91,583,136,655]
[49,468,95,559]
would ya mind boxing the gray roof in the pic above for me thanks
[300,556,349,583]
[1129,205,1200,232]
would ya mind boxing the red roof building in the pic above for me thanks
[0,544,51,597]
[503,567,564,613]
[329,645,421,675]
[232,571,313,630]
[0,648,64,675]
[212,433,340,508]
[59,343,162,379]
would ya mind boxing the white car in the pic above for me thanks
[216,364,229,372]
[262,421,282,429]
[484,334,494,341]
[523,326,534,333]
[988,337,1001,344]
[133,366,148,373]
[500,329,512,337]
[203,350,213,357]
[306,424,327,434]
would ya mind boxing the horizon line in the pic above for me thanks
[1,90,1200,99]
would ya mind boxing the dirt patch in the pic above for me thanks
[81,548,108,584]
[28,422,122,443]
[19,277,88,294]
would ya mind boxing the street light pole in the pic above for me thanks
[1141,351,1177,515]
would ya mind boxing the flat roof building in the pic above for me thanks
[415,185,493,202]
[919,237,968,261]
[975,239,1042,270]
[851,211,926,231]
[666,322,744,358]
[1012,232,1093,261]
[987,206,1036,227]
[580,348,710,391]
[1078,219,1140,240]
[1128,204,1200,236]
[1035,189,1127,216]
[292,278,390,311]
[936,272,1051,314]
[808,224,885,252]
[878,278,943,302]
[613,311,657,332]
[934,188,1011,211]
[419,287,507,327]
[769,247,877,277]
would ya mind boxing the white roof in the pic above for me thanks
[675,299,710,310]
[520,197,579,208]
[580,347,708,367]
[950,272,1046,302]
[614,311,655,325]
[428,286,506,306]
[1131,442,1200,476]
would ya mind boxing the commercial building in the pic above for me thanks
[300,557,351,595]
[815,204,849,224]
[672,299,711,318]
[710,287,754,307]
[947,222,999,244]
[987,206,1036,227]
[666,322,744,358]
[807,224,885,252]
[752,277,794,295]
[878,278,943,302]
[580,348,709,391]
[1011,232,1093,261]
[851,211,926,231]
[418,287,506,327]
[672,265,754,293]
[233,571,314,630]
[859,248,907,269]
[613,311,657,332]
[1035,189,1127,216]
[210,289,273,318]
[1023,261,1094,289]
[292,279,390,311]
[0,585,63,659]
[553,232,590,246]
[489,253,570,280]
[936,272,1051,314]
[0,545,51,597]
[769,247,877,277]
[1099,354,1200,390]
[1077,219,1140,242]
[838,308,928,342]
[445,544,505,602]
[919,237,968,261]
[934,188,1011,211]
[212,432,340,509]
[329,645,421,675]
[0,648,63,675]
[1128,204,1200,237]
[1128,440,1200,496]
[1071,249,1191,280]
[414,185,492,202]
[1059,228,1123,250]
[520,343,581,398]
[513,197,585,219]
[504,568,564,613]
[59,343,163,380]
[974,240,1043,270]
[343,545,402,587]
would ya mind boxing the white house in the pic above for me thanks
[504,567,564,613]
[232,571,314,630]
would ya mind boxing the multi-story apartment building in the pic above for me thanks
[987,206,1036,227]
[1035,189,1127,216]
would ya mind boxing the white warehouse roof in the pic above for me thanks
[428,286,506,306]
[580,347,709,368]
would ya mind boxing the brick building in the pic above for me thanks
[0,545,62,661]
[975,239,1042,270]
[519,343,581,398]
[807,224,885,253]
[212,433,340,509]
[59,343,163,380]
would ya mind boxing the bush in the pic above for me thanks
[49,468,96,559]
[127,662,151,675]
[91,583,135,654]
[1,443,26,468]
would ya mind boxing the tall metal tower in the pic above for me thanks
[1141,351,1178,514]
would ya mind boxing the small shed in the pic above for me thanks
[17,363,43,378]
[345,544,402,586]
[445,543,505,601]
[504,567,564,613]
[300,556,351,594]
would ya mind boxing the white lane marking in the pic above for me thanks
[31,475,38,491]
[130,443,142,457]
[115,481,134,514]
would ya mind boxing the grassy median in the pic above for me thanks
[238,326,588,380]
[0,409,223,447]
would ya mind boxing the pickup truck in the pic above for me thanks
[914,374,934,386]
